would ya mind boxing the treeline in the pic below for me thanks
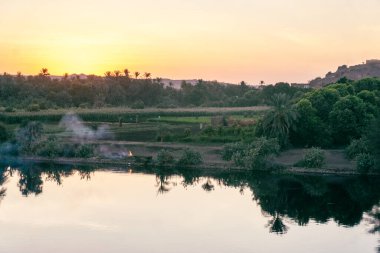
[0,69,308,110]
[289,78,380,147]
[243,77,380,172]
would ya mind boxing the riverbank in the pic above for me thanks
[2,142,375,176]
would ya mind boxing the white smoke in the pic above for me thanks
[59,113,113,140]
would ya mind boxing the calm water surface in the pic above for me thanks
[0,163,378,253]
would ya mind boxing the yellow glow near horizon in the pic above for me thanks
[1,0,380,84]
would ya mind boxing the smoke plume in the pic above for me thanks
[59,113,113,141]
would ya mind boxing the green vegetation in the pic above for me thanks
[294,148,326,169]
[0,70,307,110]
[356,153,375,174]
[288,79,380,148]
[345,138,370,160]
[259,93,298,147]
[1,73,380,173]
[156,149,176,166]
[177,149,203,166]
[222,137,280,170]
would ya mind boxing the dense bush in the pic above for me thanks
[295,148,325,168]
[75,144,95,158]
[156,149,175,166]
[345,138,370,159]
[226,137,280,169]
[356,153,375,174]
[184,128,192,137]
[221,142,245,161]
[35,136,62,158]
[16,121,44,153]
[177,148,203,166]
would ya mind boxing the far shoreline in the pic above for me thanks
[2,155,378,177]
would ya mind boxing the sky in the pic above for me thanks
[1,0,380,84]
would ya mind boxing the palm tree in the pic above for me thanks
[104,71,112,77]
[266,214,289,234]
[262,93,298,147]
[202,178,215,192]
[123,68,130,78]
[114,70,121,77]
[39,68,50,76]
[134,71,140,79]
[144,72,151,79]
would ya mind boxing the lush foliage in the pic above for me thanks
[259,93,298,147]
[295,148,326,168]
[223,137,280,169]
[289,78,380,147]
[156,149,176,166]
[345,138,370,160]
[356,153,375,174]
[177,148,203,166]
[0,71,307,110]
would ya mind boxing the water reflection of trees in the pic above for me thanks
[13,163,96,196]
[149,168,380,236]
[2,163,380,240]
[365,205,380,252]
[0,168,8,204]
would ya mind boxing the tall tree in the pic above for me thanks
[262,93,298,147]
[123,68,130,78]
[144,72,151,79]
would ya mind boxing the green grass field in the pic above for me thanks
[0,106,269,124]
[1,107,265,143]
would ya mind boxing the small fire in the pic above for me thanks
[128,151,133,157]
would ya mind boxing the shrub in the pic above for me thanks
[221,142,246,161]
[36,136,62,158]
[356,153,375,174]
[184,128,192,137]
[178,148,203,166]
[295,148,325,168]
[16,121,44,153]
[231,137,280,169]
[75,144,95,158]
[345,138,369,159]
[202,126,215,136]
[61,143,77,157]
[156,149,175,166]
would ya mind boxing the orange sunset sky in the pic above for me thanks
[1,0,380,84]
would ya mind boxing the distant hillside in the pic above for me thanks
[309,59,380,87]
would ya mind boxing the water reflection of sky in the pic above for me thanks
[0,170,377,253]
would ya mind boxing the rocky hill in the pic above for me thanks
[309,59,380,87]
